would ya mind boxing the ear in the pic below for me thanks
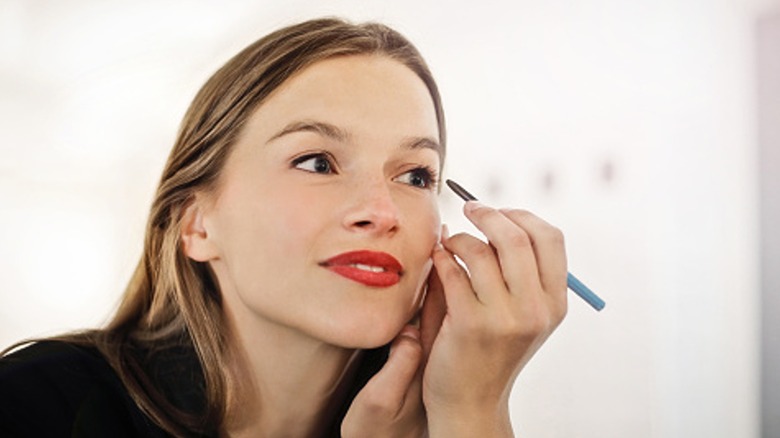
[180,196,220,262]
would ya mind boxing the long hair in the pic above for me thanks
[73,18,446,435]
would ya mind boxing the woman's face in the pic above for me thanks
[197,55,441,348]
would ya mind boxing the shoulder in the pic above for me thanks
[1,340,104,377]
[0,340,166,437]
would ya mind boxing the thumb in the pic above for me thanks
[355,326,423,409]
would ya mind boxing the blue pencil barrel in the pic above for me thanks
[567,272,606,311]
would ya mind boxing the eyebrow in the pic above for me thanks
[267,119,442,155]
[267,120,350,143]
[400,136,442,155]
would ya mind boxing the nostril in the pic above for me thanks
[344,195,400,233]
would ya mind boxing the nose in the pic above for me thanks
[342,181,400,236]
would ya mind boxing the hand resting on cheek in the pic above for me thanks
[344,201,568,437]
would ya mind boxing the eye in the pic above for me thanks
[395,166,438,189]
[292,153,335,174]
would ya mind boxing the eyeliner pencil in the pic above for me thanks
[445,179,606,311]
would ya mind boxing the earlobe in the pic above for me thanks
[180,198,219,262]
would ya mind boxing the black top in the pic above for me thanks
[0,340,388,437]
[0,341,172,437]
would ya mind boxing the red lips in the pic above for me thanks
[321,250,403,287]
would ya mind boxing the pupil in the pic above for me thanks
[315,158,330,173]
[412,171,427,187]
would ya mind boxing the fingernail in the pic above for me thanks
[440,223,450,241]
[464,200,484,212]
[400,325,420,341]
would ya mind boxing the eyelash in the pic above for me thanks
[291,152,336,174]
[398,165,439,190]
[291,152,439,190]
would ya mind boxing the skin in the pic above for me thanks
[181,54,568,437]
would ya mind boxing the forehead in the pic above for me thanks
[243,55,440,144]
[271,54,432,106]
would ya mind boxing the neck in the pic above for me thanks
[222,313,363,437]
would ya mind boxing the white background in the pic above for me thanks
[1,1,777,436]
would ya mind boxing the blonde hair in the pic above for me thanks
[91,17,445,435]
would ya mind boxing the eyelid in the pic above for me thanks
[291,151,338,173]
[396,164,440,190]
[291,149,330,163]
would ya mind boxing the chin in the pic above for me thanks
[323,314,409,350]
[310,282,425,349]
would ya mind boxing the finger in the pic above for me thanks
[431,243,479,315]
[462,201,542,297]
[420,266,446,362]
[442,232,508,305]
[499,208,568,302]
[403,359,424,420]
[357,326,423,411]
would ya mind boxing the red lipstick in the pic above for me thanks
[321,250,403,287]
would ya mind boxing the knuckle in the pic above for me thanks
[437,258,467,284]
[395,337,423,362]
[360,394,396,415]
[547,226,565,245]
[507,230,532,250]
[501,207,531,220]
[529,311,553,335]
[466,239,494,258]
[487,308,527,338]
[503,303,554,339]
[553,300,568,326]
[556,298,567,316]
[515,317,549,341]
[487,314,519,338]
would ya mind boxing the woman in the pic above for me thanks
[0,18,567,437]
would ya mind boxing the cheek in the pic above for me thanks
[413,198,441,246]
[404,198,440,274]
[260,188,334,256]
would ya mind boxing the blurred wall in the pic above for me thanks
[758,9,780,438]
[1,0,775,436]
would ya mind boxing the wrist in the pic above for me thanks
[426,403,513,438]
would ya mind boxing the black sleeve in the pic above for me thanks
[0,341,166,437]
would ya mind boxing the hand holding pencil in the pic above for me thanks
[445,179,605,311]
[418,178,578,435]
